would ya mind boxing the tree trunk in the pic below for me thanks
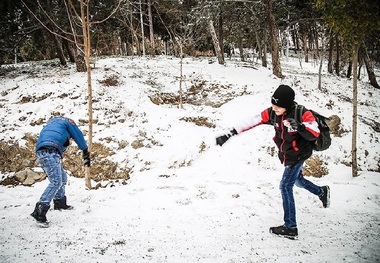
[262,30,268,67]
[318,36,325,91]
[218,13,224,62]
[360,45,380,89]
[80,0,92,188]
[328,33,334,74]
[352,45,359,177]
[255,31,262,63]
[335,37,340,75]
[303,33,308,63]
[292,29,300,53]
[53,34,67,66]
[139,0,145,56]
[130,8,141,56]
[285,25,290,60]
[63,38,76,62]
[263,0,282,78]
[208,20,224,65]
[238,37,245,62]
[346,61,352,78]
[147,0,155,55]
[314,27,320,58]
[178,39,184,109]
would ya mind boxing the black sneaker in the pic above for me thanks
[319,185,330,208]
[269,225,298,240]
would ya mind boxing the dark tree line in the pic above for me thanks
[1,0,379,87]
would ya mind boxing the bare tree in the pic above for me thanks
[68,0,121,187]
[78,0,93,189]
[209,19,224,65]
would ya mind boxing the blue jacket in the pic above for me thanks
[35,117,88,156]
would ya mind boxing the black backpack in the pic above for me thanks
[270,105,331,151]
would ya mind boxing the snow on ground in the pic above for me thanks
[0,55,379,263]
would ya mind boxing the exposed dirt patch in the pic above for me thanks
[148,79,250,108]
[98,74,121,87]
[17,93,53,104]
[179,116,215,128]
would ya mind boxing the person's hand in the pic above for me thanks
[83,149,91,167]
[216,129,237,146]
[285,118,305,131]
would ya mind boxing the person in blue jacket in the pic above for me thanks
[31,117,91,227]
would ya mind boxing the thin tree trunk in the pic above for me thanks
[293,29,300,53]
[218,13,224,62]
[178,40,183,109]
[303,33,308,63]
[139,0,145,56]
[335,37,340,75]
[318,36,325,91]
[63,38,75,62]
[328,33,333,73]
[314,27,319,58]
[238,37,245,62]
[147,0,155,55]
[53,34,67,66]
[208,20,224,65]
[346,61,352,78]
[255,31,262,63]
[262,30,268,67]
[80,0,92,189]
[263,0,282,78]
[352,45,359,177]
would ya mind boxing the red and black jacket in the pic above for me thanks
[233,104,320,166]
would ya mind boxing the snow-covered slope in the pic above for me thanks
[0,56,379,262]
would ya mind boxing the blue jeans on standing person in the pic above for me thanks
[280,161,322,229]
[36,149,67,206]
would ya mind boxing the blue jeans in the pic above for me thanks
[280,162,322,228]
[36,149,67,205]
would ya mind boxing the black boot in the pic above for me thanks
[269,225,298,240]
[31,202,50,227]
[53,196,73,210]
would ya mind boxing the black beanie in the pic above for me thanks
[271,85,295,109]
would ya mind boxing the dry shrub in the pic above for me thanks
[326,115,344,137]
[63,142,131,182]
[0,134,130,186]
[303,156,329,178]
[0,134,38,174]
[98,74,120,87]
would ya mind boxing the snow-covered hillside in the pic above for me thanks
[0,55,379,262]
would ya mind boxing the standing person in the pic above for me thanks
[31,117,91,227]
[216,85,330,240]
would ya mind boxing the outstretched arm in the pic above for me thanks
[216,108,271,146]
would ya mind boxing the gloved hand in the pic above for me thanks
[64,139,71,147]
[83,149,91,167]
[216,129,237,146]
[285,118,305,131]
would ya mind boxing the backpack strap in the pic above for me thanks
[269,108,276,125]
[295,104,304,123]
